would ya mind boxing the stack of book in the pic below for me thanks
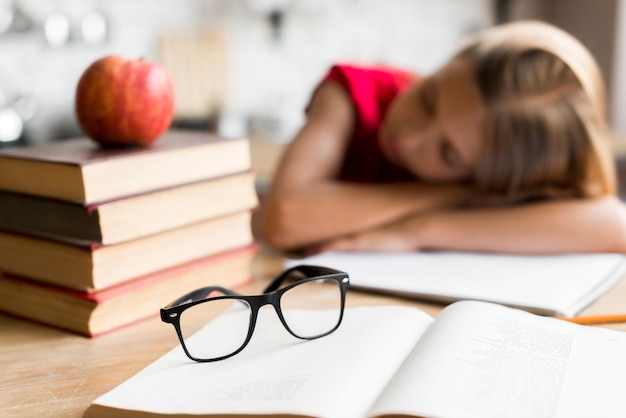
[0,130,259,337]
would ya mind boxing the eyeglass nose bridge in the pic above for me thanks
[247,290,299,339]
[249,290,278,307]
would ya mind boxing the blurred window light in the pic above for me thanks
[81,12,107,44]
[0,108,23,142]
[44,12,71,47]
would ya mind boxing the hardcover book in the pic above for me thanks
[0,244,259,337]
[0,211,254,291]
[0,130,251,203]
[0,172,258,244]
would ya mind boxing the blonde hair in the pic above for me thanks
[458,21,616,197]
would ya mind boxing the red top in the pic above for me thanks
[315,64,418,182]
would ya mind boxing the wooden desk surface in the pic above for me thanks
[3,128,626,416]
[2,248,626,418]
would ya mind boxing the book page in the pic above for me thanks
[286,252,626,316]
[369,300,626,418]
[90,306,434,418]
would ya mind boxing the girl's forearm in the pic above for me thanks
[411,196,626,254]
[262,181,472,250]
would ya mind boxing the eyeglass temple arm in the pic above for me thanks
[263,265,346,293]
[164,286,242,309]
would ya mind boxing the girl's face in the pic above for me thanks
[379,58,487,182]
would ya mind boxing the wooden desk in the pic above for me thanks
[2,248,626,418]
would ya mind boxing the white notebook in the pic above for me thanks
[85,302,626,418]
[286,251,626,317]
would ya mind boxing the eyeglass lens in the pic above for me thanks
[279,277,343,338]
[178,277,344,361]
[179,298,252,361]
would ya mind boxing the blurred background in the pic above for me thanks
[0,0,624,149]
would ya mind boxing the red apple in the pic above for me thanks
[75,55,175,147]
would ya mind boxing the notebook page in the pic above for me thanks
[369,300,626,418]
[90,306,433,418]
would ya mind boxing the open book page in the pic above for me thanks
[368,300,626,418]
[88,306,434,418]
[286,252,626,316]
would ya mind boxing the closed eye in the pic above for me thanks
[439,140,463,169]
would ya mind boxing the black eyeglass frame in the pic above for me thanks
[161,265,350,362]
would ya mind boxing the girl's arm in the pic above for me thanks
[318,195,626,254]
[261,83,472,250]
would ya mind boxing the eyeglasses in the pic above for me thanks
[161,265,350,362]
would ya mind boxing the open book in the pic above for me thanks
[85,301,626,418]
[286,251,626,317]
